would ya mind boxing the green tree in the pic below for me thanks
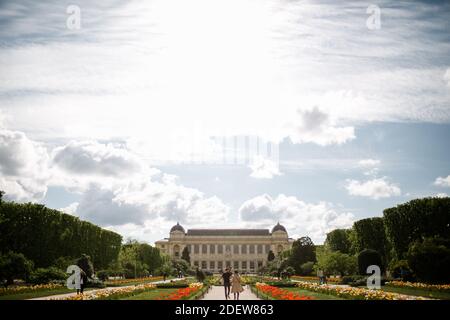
[288,237,316,274]
[172,258,190,275]
[77,254,94,278]
[325,229,352,254]
[267,250,275,262]
[137,243,163,274]
[357,249,383,275]
[119,242,149,278]
[353,217,388,264]
[0,201,121,269]
[0,251,34,287]
[316,249,357,276]
[407,237,450,284]
[282,266,295,279]
[181,246,190,264]
[300,261,314,275]
[384,197,450,259]
[0,190,4,204]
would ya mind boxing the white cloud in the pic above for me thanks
[444,68,450,87]
[0,128,230,237]
[288,107,355,146]
[0,129,49,201]
[52,140,145,177]
[2,0,449,157]
[434,175,450,187]
[238,194,354,243]
[59,202,79,215]
[249,156,282,179]
[345,178,401,199]
[74,180,230,227]
[435,193,449,198]
[358,159,380,167]
[358,159,381,176]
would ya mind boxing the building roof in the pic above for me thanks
[271,222,287,233]
[186,229,270,236]
[170,222,185,233]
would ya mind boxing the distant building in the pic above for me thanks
[155,222,294,273]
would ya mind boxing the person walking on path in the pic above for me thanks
[222,267,232,299]
[317,269,324,285]
[231,270,244,300]
[80,269,88,294]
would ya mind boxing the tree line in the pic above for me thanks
[0,200,122,270]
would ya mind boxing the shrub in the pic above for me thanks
[300,261,314,275]
[196,269,206,282]
[77,254,94,278]
[388,259,413,281]
[96,270,110,281]
[86,278,105,288]
[407,237,450,284]
[0,251,34,287]
[29,267,67,285]
[358,249,383,275]
[341,275,365,285]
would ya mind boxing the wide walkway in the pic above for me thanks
[29,278,186,300]
[202,285,260,300]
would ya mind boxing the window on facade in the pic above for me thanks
[209,261,215,270]
[225,245,231,253]
[233,261,239,270]
[242,261,247,269]
[265,244,270,254]
[226,261,231,268]
[249,244,255,254]
[257,260,263,268]
[233,245,239,254]
[194,244,199,254]
[201,261,207,269]
[257,244,263,254]
[218,245,223,254]
[202,244,207,254]
[210,244,215,254]
[249,261,255,270]
[194,261,199,267]
[174,252,179,257]
[241,245,247,254]
[218,261,223,270]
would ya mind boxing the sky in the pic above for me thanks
[0,0,449,244]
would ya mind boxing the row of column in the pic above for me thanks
[192,260,265,272]
[188,243,273,255]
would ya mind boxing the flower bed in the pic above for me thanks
[291,276,341,284]
[295,281,429,300]
[386,281,450,292]
[104,276,164,286]
[57,283,157,300]
[254,283,313,300]
[0,283,64,297]
[155,283,206,300]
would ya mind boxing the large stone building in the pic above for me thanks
[155,222,294,273]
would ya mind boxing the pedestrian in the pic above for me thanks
[231,270,244,300]
[221,267,232,299]
[317,269,324,284]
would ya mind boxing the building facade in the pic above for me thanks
[155,222,293,273]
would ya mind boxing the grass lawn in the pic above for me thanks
[283,287,345,300]
[119,288,178,300]
[380,286,450,300]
